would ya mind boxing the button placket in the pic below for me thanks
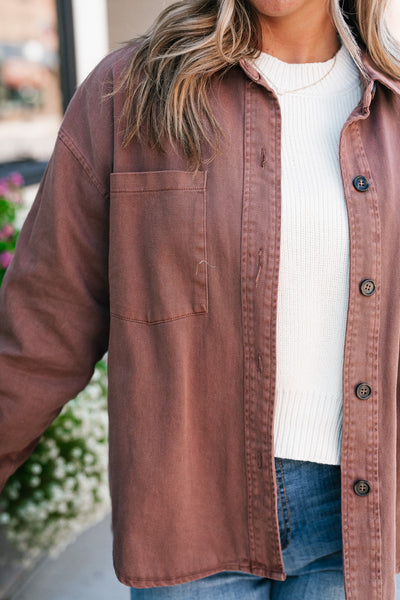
[339,108,382,599]
[241,81,285,574]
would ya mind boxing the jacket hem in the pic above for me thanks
[115,562,286,588]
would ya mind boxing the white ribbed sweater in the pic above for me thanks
[252,44,363,465]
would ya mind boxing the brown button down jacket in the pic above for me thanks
[0,44,400,599]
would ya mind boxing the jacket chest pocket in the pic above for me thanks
[109,170,208,324]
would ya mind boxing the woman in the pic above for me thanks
[0,0,400,598]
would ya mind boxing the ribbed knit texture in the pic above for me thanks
[252,44,363,465]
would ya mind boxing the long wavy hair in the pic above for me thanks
[116,0,400,167]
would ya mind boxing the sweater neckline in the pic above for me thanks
[252,43,361,97]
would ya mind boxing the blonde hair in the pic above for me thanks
[117,0,400,167]
[332,0,400,76]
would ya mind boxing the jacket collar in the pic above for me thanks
[360,49,400,97]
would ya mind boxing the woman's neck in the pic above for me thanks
[257,4,339,63]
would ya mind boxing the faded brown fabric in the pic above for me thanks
[0,45,400,599]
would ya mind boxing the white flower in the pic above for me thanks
[53,468,65,480]
[56,502,68,514]
[7,488,20,500]
[86,387,101,400]
[2,361,110,560]
[85,438,98,451]
[0,513,10,525]
[70,447,83,459]
[48,485,65,502]
[30,463,43,475]
[64,476,76,490]
[45,438,57,449]
[17,501,37,519]
[83,453,95,465]
[29,476,41,487]
[48,447,59,460]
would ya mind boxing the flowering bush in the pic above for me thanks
[0,172,23,284]
[0,173,111,565]
[0,360,110,566]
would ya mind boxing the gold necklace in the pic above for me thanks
[263,52,338,96]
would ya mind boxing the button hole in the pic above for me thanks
[257,352,263,374]
[257,451,263,469]
[255,248,264,287]
[260,147,267,168]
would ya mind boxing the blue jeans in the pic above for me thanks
[130,458,345,599]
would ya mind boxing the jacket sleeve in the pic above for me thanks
[0,54,117,493]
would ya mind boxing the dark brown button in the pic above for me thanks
[353,176,370,192]
[355,383,372,400]
[354,480,370,496]
[360,279,376,296]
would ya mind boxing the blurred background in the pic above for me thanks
[0,0,172,189]
[0,1,399,599]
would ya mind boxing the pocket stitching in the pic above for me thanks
[110,171,208,324]
[110,309,208,325]
[111,187,205,193]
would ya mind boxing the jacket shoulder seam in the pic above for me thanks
[58,128,109,199]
